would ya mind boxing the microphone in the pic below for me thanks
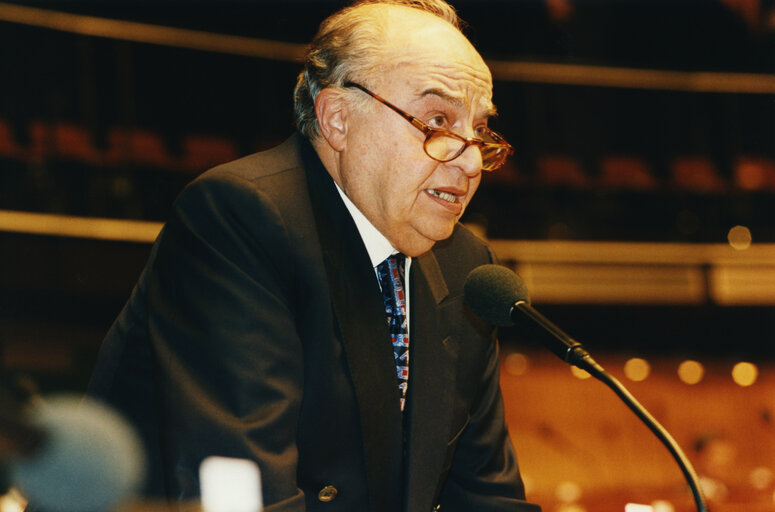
[464,263,603,374]
[4,394,146,512]
[464,264,710,512]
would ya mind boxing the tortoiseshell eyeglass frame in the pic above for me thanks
[343,81,514,171]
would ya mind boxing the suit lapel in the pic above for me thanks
[404,251,460,512]
[301,139,403,512]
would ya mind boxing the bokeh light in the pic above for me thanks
[651,500,675,512]
[556,505,586,512]
[555,481,582,503]
[677,360,704,384]
[727,225,752,250]
[624,358,650,382]
[504,352,530,376]
[732,361,758,387]
[749,467,774,490]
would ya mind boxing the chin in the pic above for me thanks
[397,222,456,257]
[423,223,456,244]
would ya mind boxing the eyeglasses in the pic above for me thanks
[343,82,513,172]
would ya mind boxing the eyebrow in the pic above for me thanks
[417,87,498,118]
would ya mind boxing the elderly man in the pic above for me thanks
[88,1,540,511]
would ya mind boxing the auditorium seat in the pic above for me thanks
[52,123,103,165]
[599,155,659,191]
[670,156,727,193]
[733,156,775,192]
[536,154,591,188]
[104,128,177,169]
[0,118,24,159]
[179,135,239,173]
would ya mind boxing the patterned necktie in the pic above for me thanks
[376,254,409,411]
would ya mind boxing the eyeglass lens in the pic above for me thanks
[424,132,508,170]
[425,133,466,162]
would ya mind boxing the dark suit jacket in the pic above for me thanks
[88,134,541,512]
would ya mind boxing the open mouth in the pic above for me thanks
[426,189,459,203]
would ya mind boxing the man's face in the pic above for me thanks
[333,8,495,257]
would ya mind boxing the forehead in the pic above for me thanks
[367,6,494,116]
[405,67,496,119]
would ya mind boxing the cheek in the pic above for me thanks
[389,152,437,192]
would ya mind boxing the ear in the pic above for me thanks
[314,88,349,152]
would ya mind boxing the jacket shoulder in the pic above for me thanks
[432,223,494,268]
[198,134,306,185]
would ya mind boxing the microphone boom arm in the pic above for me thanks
[510,301,710,512]
[593,367,710,512]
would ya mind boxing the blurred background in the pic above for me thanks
[0,0,773,511]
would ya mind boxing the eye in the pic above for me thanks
[474,125,489,139]
[427,114,447,129]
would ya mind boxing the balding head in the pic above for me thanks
[293,0,471,140]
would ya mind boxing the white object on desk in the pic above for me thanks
[199,456,263,512]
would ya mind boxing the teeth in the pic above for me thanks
[427,189,457,203]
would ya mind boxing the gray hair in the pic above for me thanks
[293,0,463,140]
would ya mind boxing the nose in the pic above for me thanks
[451,143,483,178]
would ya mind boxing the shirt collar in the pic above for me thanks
[335,184,399,267]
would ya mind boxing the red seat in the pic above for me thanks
[599,156,658,191]
[734,156,775,192]
[104,128,176,169]
[179,135,239,173]
[53,123,102,164]
[536,155,590,188]
[0,118,25,159]
[670,156,726,193]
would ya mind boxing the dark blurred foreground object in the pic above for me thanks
[2,394,145,512]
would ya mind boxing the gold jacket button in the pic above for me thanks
[318,485,338,502]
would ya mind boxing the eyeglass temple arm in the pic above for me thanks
[343,81,512,152]
[343,82,430,132]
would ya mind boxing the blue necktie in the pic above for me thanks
[377,254,409,411]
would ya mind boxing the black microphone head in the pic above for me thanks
[464,264,530,327]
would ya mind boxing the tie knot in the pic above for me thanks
[378,253,406,284]
[391,253,406,272]
[386,253,405,265]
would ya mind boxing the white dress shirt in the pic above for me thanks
[335,184,412,332]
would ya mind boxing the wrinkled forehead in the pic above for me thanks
[400,61,495,119]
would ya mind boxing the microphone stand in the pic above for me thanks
[575,349,710,512]
[514,303,711,512]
